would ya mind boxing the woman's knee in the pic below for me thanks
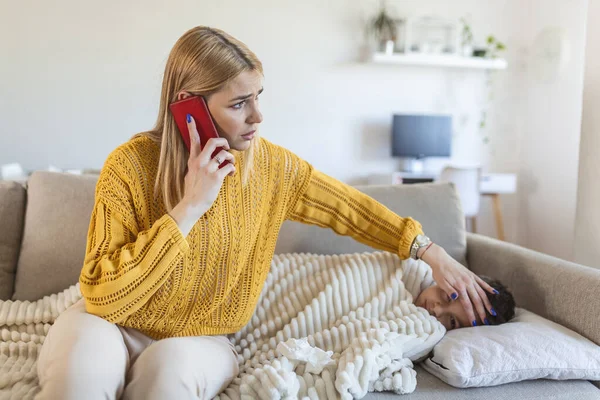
[36,299,128,400]
[125,336,238,400]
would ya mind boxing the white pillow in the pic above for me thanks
[421,308,600,388]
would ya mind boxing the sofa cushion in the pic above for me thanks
[275,182,467,266]
[12,172,98,300]
[0,181,27,299]
[361,366,599,399]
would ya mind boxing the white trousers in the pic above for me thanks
[35,299,239,400]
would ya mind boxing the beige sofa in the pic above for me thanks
[1,171,599,399]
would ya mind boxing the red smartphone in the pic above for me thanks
[169,96,231,169]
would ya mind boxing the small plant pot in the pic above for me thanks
[473,48,488,57]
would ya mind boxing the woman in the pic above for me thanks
[36,26,498,400]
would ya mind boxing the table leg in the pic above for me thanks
[491,194,505,241]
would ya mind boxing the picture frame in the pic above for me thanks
[404,16,460,55]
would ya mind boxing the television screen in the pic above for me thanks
[391,114,452,158]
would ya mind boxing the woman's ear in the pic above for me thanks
[176,91,193,101]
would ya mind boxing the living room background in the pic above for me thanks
[0,0,591,263]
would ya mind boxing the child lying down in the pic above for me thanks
[219,252,518,399]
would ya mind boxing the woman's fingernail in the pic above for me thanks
[493,289,499,294]
[491,308,497,316]
[484,318,490,325]
[451,293,458,300]
[472,320,477,327]
[186,113,191,123]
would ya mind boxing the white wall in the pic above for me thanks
[0,0,511,176]
[574,0,600,268]
[515,0,588,261]
[0,0,589,260]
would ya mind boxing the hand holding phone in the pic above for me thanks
[167,97,236,232]
[169,96,231,169]
[171,114,236,224]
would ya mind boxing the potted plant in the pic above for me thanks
[460,17,474,57]
[486,35,507,58]
[474,35,507,58]
[369,2,398,54]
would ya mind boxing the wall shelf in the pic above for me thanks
[371,52,508,70]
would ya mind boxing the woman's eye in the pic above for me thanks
[450,316,456,329]
[232,101,245,109]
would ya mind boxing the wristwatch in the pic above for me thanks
[410,234,432,260]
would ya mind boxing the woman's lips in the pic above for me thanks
[242,130,256,140]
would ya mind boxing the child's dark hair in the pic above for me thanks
[479,276,516,325]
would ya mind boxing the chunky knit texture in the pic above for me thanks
[0,253,443,399]
[0,284,81,400]
[79,136,423,339]
[218,252,444,399]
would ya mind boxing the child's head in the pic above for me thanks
[414,275,515,330]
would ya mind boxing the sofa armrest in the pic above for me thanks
[466,233,600,346]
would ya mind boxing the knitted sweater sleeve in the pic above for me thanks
[78,152,189,323]
[285,155,424,260]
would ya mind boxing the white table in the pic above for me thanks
[368,172,517,240]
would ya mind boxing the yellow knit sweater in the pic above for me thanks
[79,136,423,339]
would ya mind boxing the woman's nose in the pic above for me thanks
[248,106,263,124]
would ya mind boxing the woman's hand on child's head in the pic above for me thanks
[420,243,498,327]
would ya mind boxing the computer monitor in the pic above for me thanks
[391,114,452,159]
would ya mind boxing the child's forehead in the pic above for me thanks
[429,284,444,296]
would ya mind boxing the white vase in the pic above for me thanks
[385,40,395,55]
[462,44,473,57]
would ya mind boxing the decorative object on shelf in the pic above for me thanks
[404,16,460,55]
[485,35,507,59]
[473,48,488,58]
[473,35,507,59]
[366,13,508,72]
[460,17,474,57]
[368,1,399,55]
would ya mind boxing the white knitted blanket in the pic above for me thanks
[221,251,445,399]
[0,252,445,400]
[0,284,81,400]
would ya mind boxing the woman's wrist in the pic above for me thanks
[418,242,445,266]
[418,242,434,260]
[169,199,209,237]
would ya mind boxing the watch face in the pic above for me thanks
[416,235,430,246]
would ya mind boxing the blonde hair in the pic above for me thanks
[132,26,263,212]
